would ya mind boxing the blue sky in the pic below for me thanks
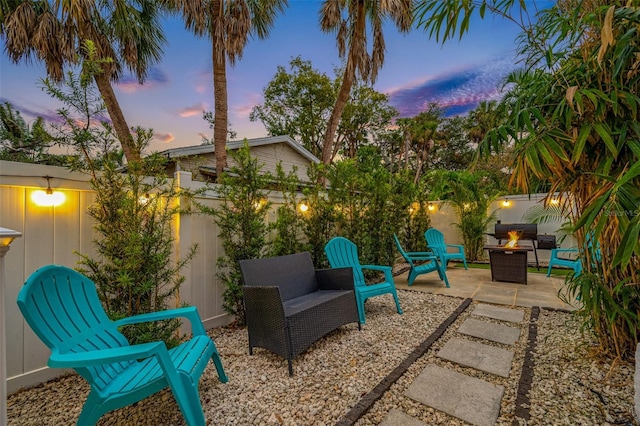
[0,1,530,153]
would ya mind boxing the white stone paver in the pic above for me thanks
[406,364,504,426]
[437,337,514,377]
[458,317,521,345]
[472,303,524,323]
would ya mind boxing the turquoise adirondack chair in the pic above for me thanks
[547,232,601,277]
[17,265,228,425]
[546,248,583,276]
[424,228,468,270]
[393,234,450,287]
[324,237,402,324]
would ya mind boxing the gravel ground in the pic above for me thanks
[7,290,637,426]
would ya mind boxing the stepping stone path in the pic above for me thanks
[381,303,525,426]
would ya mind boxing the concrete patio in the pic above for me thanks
[394,263,578,311]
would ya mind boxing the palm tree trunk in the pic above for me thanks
[322,65,354,165]
[212,31,228,177]
[93,71,141,163]
[321,0,366,166]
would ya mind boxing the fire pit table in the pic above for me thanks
[483,245,534,284]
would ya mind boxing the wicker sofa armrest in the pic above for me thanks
[316,267,354,291]
[242,286,286,331]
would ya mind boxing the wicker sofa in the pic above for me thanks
[239,252,360,376]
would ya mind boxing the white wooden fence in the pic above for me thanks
[0,160,571,393]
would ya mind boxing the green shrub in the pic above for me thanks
[202,142,271,323]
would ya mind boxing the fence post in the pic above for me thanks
[0,227,22,424]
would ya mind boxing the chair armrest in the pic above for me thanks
[361,265,394,282]
[242,286,286,327]
[114,306,207,336]
[405,252,438,261]
[551,247,578,256]
[49,342,165,368]
[446,244,465,253]
[317,267,355,291]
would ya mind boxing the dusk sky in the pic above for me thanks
[0,1,538,153]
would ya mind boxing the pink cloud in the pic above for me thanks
[154,132,175,144]
[179,103,207,118]
[233,93,263,117]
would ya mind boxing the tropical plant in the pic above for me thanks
[0,0,169,163]
[319,0,412,166]
[169,0,287,176]
[397,103,447,184]
[467,100,503,146]
[418,0,640,358]
[201,142,272,323]
[427,170,504,261]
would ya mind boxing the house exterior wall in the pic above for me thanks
[169,141,314,182]
[248,143,312,182]
[1,160,572,394]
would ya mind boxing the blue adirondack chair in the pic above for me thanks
[393,234,450,287]
[324,237,402,324]
[17,265,228,425]
[546,248,582,276]
[547,232,601,277]
[424,228,468,270]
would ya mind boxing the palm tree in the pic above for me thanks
[319,0,412,166]
[168,0,287,177]
[467,100,502,146]
[397,103,446,184]
[1,0,167,163]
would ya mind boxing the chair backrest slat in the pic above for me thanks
[17,265,133,391]
[324,237,366,287]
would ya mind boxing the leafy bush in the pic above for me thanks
[202,142,271,323]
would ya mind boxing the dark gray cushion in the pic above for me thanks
[282,290,353,317]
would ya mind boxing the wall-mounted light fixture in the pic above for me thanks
[31,176,65,207]
[550,198,560,206]
[298,202,309,213]
[427,203,435,212]
[0,227,22,247]
[502,197,511,208]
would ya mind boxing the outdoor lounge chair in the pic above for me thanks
[16,265,228,426]
[393,234,450,287]
[546,248,583,276]
[547,232,601,277]
[324,237,402,324]
[424,228,468,270]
